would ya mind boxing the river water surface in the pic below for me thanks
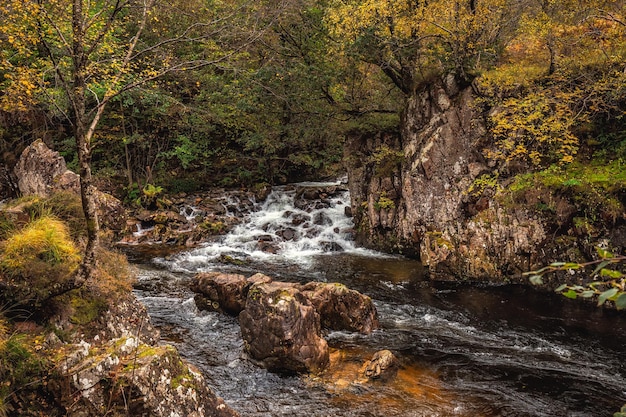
[129,183,626,416]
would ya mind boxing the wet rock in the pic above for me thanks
[320,241,344,252]
[191,272,249,315]
[257,239,279,254]
[344,206,353,218]
[294,199,310,211]
[291,213,311,226]
[363,349,399,381]
[151,210,187,224]
[254,184,272,202]
[239,282,329,373]
[299,282,379,334]
[313,212,332,226]
[298,188,320,200]
[279,227,297,241]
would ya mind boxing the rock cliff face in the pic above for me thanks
[345,76,553,282]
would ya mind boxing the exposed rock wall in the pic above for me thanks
[346,76,552,282]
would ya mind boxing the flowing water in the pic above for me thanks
[130,182,626,417]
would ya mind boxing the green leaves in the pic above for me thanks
[597,288,619,306]
[528,246,626,310]
[616,294,626,311]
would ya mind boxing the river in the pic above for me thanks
[128,182,626,416]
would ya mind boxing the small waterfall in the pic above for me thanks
[133,223,155,237]
[160,181,376,272]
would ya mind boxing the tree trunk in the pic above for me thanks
[73,0,100,285]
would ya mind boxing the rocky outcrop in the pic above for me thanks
[192,272,378,374]
[191,273,379,334]
[299,282,378,334]
[13,140,126,232]
[14,139,72,197]
[52,339,238,417]
[119,190,257,248]
[1,290,240,417]
[239,282,329,373]
[346,75,552,282]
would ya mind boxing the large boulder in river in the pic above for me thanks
[299,282,379,334]
[13,140,126,232]
[191,272,273,315]
[239,282,329,373]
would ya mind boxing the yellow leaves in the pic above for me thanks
[486,92,580,166]
[326,0,508,88]
[0,67,42,112]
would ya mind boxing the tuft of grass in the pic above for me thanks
[24,192,86,240]
[1,215,80,273]
[1,216,81,307]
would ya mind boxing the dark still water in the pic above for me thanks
[128,184,625,416]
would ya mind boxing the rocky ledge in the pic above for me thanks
[0,140,239,416]
[46,294,239,417]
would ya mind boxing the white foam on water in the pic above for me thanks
[160,182,371,272]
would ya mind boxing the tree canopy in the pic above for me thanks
[1,0,625,187]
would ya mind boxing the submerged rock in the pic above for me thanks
[239,282,329,373]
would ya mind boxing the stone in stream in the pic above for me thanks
[190,272,378,373]
[298,282,379,334]
[191,272,274,315]
[191,272,249,315]
[363,349,399,381]
[239,282,329,374]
